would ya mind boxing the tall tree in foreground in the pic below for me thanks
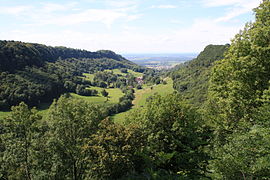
[46,96,105,179]
[207,1,270,179]
[0,102,42,179]
[208,0,270,130]
[209,91,270,179]
[85,118,145,179]
[129,93,210,179]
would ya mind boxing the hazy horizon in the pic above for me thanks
[0,0,260,53]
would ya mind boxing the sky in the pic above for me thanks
[0,0,262,54]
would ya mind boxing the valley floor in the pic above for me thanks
[0,77,174,123]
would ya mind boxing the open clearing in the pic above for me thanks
[0,111,10,119]
[71,87,124,104]
[105,69,143,77]
[82,73,95,81]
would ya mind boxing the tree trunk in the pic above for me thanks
[73,161,77,180]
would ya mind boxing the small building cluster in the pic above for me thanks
[135,76,143,84]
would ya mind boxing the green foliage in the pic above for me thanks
[207,0,270,131]
[46,96,106,179]
[1,2,270,179]
[85,118,145,179]
[0,40,132,72]
[0,40,146,110]
[209,125,270,180]
[136,84,142,89]
[0,102,44,179]
[75,84,98,96]
[113,77,174,124]
[120,68,128,73]
[129,93,210,178]
[206,1,270,179]
[172,44,229,107]
[101,89,109,98]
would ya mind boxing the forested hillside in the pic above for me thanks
[1,1,270,180]
[171,44,229,107]
[0,41,146,110]
[0,40,133,72]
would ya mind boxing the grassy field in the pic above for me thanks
[0,87,124,119]
[0,102,52,119]
[82,73,94,81]
[113,78,174,124]
[0,111,10,119]
[105,69,143,77]
[71,86,124,105]
[81,69,143,83]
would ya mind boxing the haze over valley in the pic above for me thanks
[123,53,198,69]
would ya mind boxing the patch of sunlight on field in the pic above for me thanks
[71,87,124,105]
[82,73,94,81]
[0,111,10,119]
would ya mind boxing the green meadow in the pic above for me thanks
[0,111,10,119]
[113,78,174,124]
[82,73,95,81]
[105,69,143,77]
[71,86,124,105]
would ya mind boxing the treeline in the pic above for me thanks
[92,71,137,88]
[0,40,134,72]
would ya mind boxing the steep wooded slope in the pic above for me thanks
[171,44,229,106]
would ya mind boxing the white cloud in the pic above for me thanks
[0,2,142,28]
[126,14,143,22]
[2,17,243,54]
[105,0,139,8]
[202,0,249,7]
[151,5,178,9]
[46,9,125,27]
[34,8,141,27]
[202,0,261,22]
[40,2,78,13]
[214,2,259,22]
[0,0,253,53]
[0,5,32,15]
[170,19,183,24]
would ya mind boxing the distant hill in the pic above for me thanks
[171,44,229,107]
[0,40,145,110]
[0,40,135,72]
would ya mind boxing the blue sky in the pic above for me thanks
[0,0,261,53]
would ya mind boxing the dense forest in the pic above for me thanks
[1,1,270,179]
[171,44,229,107]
